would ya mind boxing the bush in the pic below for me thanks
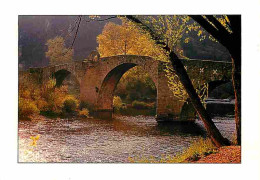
[132,100,151,109]
[62,96,78,113]
[79,108,89,117]
[113,96,123,110]
[19,98,40,119]
[79,101,94,112]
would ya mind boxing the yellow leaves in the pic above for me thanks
[19,73,71,118]
[113,96,123,110]
[30,135,40,147]
[79,108,89,117]
[165,63,188,102]
[184,38,190,44]
[19,97,40,118]
[128,138,217,163]
[196,83,209,107]
[97,20,157,57]
[97,18,176,61]
[224,15,230,24]
[197,30,203,37]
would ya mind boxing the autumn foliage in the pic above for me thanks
[45,36,73,65]
[19,73,77,119]
[97,19,167,60]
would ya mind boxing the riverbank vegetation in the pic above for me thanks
[128,138,241,163]
[18,73,88,120]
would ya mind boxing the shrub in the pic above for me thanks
[79,101,94,112]
[62,96,78,113]
[113,96,123,110]
[132,100,150,109]
[19,98,40,119]
[79,108,89,117]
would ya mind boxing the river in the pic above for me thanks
[18,115,235,163]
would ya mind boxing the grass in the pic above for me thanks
[128,138,218,163]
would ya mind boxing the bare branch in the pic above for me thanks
[70,15,82,49]
[124,15,169,51]
[205,15,231,36]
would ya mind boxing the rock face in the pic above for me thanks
[28,55,232,121]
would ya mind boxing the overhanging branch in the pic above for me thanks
[190,15,230,47]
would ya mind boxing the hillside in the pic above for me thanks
[18,16,231,70]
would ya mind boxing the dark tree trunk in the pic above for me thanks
[225,16,241,145]
[169,52,230,147]
[125,15,231,147]
[190,15,241,145]
[227,40,241,145]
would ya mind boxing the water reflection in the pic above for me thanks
[155,121,207,136]
[18,115,235,163]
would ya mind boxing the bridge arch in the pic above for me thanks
[32,55,232,121]
[54,69,71,87]
[80,55,159,119]
[96,63,158,118]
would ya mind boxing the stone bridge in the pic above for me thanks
[28,55,232,121]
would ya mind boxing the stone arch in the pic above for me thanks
[53,69,80,88]
[95,62,158,119]
[80,55,159,112]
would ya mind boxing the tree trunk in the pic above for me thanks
[189,15,241,145]
[169,52,230,147]
[124,15,231,147]
[227,42,241,145]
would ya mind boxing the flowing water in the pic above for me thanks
[18,115,235,163]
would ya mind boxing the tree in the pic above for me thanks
[45,36,74,65]
[97,19,168,59]
[97,18,190,104]
[125,15,231,147]
[190,15,241,145]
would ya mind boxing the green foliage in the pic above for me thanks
[45,36,74,65]
[62,96,78,113]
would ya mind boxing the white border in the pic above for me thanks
[1,0,260,179]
